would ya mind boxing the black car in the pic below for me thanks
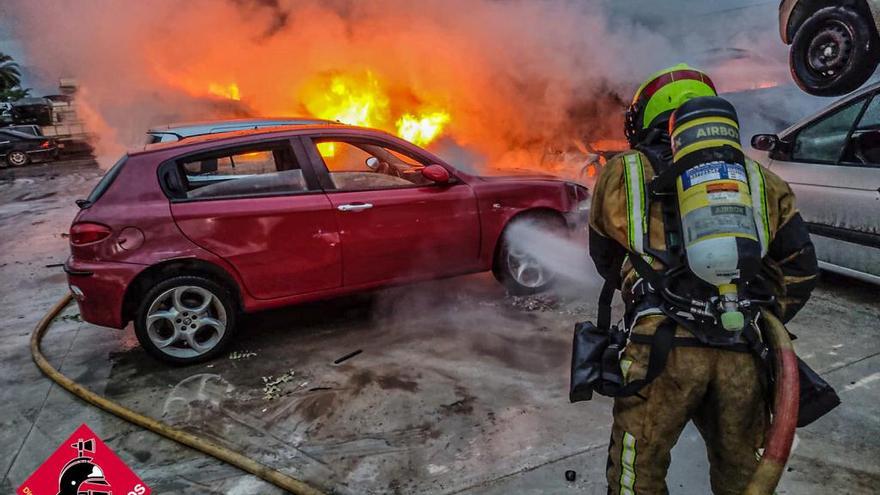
[0,128,59,167]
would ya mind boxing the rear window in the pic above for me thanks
[84,155,128,206]
[175,142,308,200]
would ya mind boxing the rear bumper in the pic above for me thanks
[65,257,143,329]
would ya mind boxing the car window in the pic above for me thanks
[839,95,880,166]
[84,155,128,206]
[0,130,27,141]
[856,95,880,130]
[314,139,432,191]
[792,98,866,163]
[179,144,308,200]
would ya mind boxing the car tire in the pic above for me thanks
[789,6,880,97]
[6,151,30,167]
[494,213,567,295]
[134,275,237,365]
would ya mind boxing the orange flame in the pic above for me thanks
[300,71,451,147]
[302,71,390,128]
[208,82,241,101]
[397,111,451,146]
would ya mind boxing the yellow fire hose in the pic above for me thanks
[31,293,325,495]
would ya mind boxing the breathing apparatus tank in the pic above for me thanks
[669,97,762,331]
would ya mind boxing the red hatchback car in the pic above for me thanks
[66,124,589,364]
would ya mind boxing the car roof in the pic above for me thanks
[0,128,40,139]
[146,117,335,138]
[133,123,389,155]
[779,80,880,138]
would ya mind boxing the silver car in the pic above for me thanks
[146,117,333,143]
[751,81,880,283]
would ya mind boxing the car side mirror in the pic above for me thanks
[422,164,450,184]
[365,157,380,170]
[751,133,780,152]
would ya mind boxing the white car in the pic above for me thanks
[752,81,880,283]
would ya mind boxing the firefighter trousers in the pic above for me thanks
[605,340,767,495]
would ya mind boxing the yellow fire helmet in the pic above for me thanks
[624,63,717,147]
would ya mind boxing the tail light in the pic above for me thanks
[70,222,112,245]
[40,140,50,149]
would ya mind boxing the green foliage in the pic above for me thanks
[0,52,22,91]
[0,86,31,102]
[0,53,31,103]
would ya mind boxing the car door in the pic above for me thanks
[769,92,880,279]
[0,130,19,156]
[301,134,481,287]
[165,138,343,300]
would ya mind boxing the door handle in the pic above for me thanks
[337,203,373,212]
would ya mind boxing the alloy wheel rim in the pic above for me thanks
[145,285,227,358]
[506,246,547,288]
[8,152,27,166]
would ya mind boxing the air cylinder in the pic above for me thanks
[669,96,762,331]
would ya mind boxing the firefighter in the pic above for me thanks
[588,64,818,494]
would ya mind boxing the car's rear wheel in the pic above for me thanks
[134,276,237,365]
[6,151,29,167]
[790,6,880,97]
[494,213,566,295]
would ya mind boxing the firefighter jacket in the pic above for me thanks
[589,148,818,331]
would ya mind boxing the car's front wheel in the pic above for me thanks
[790,6,880,97]
[134,276,237,365]
[494,214,566,295]
[6,151,30,167]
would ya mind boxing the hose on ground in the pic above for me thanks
[742,309,800,495]
[31,293,325,495]
[33,295,801,494]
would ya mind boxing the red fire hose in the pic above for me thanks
[743,309,800,494]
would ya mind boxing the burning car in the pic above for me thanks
[780,0,880,96]
[66,123,589,364]
[751,80,880,284]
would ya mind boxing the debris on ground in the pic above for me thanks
[333,349,363,364]
[228,350,257,361]
[507,294,559,312]
[58,313,82,322]
[262,370,297,400]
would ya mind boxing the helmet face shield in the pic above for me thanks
[624,64,717,146]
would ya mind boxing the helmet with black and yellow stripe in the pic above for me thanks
[624,63,717,147]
